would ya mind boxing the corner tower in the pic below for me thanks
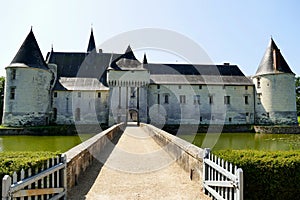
[2,29,53,126]
[253,38,297,125]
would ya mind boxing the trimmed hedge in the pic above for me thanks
[214,150,300,200]
[0,152,60,194]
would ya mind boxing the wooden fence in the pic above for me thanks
[2,154,67,200]
[203,148,243,200]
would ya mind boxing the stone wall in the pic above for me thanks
[253,73,298,125]
[64,123,124,189]
[3,67,52,126]
[254,125,300,134]
[141,123,204,182]
[53,90,109,125]
[147,84,255,125]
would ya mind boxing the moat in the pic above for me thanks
[0,132,299,152]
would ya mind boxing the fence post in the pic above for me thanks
[61,154,67,200]
[2,175,11,200]
[202,148,210,193]
[236,168,243,200]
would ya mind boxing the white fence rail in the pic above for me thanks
[203,148,243,200]
[2,154,67,200]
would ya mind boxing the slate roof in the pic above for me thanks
[111,45,142,70]
[10,29,48,70]
[87,28,96,53]
[255,38,294,76]
[59,77,109,91]
[144,63,252,85]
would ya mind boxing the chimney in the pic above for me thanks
[99,49,103,53]
[224,62,230,66]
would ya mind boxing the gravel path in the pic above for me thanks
[68,125,210,200]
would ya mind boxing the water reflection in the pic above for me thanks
[180,133,300,151]
[0,134,95,152]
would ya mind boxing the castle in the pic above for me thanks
[2,29,298,127]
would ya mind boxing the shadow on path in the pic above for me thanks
[67,132,122,200]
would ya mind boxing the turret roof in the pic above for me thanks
[10,28,48,70]
[87,28,96,53]
[255,38,294,76]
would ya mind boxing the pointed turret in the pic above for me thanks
[255,38,294,76]
[123,45,138,60]
[87,28,96,53]
[10,28,48,70]
[143,53,148,64]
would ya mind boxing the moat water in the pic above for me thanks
[0,133,299,152]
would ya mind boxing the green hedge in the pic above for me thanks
[0,152,60,194]
[214,150,300,200]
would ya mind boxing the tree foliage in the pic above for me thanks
[296,77,300,116]
[0,76,4,123]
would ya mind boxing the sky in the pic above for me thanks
[0,0,299,76]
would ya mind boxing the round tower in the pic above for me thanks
[2,29,53,126]
[253,38,297,125]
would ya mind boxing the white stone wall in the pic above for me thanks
[147,84,255,125]
[52,90,109,125]
[253,73,297,124]
[3,66,52,126]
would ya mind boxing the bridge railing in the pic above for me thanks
[2,154,67,200]
[203,148,243,200]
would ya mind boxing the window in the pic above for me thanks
[257,78,261,88]
[200,116,203,122]
[157,94,160,104]
[194,95,200,105]
[157,85,160,89]
[53,108,57,121]
[209,95,214,104]
[180,95,186,104]
[245,86,248,90]
[98,92,101,98]
[245,96,249,105]
[178,85,182,89]
[224,96,230,105]
[54,92,57,98]
[222,85,226,90]
[130,87,136,98]
[11,69,16,80]
[229,117,232,122]
[10,87,15,100]
[78,92,81,98]
[257,93,262,104]
[199,85,202,89]
[164,94,169,104]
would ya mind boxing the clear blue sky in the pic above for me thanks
[1,0,299,76]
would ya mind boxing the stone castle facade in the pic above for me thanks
[2,29,298,126]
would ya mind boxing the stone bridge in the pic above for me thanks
[65,123,210,199]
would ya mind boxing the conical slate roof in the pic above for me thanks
[255,38,294,76]
[143,53,148,64]
[87,28,96,53]
[11,29,48,70]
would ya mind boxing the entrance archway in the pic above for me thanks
[128,109,138,122]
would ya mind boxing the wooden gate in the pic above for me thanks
[203,148,243,200]
[2,154,67,200]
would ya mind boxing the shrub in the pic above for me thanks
[214,150,300,200]
[0,151,60,194]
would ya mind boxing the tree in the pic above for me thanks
[296,77,300,116]
[0,76,4,123]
